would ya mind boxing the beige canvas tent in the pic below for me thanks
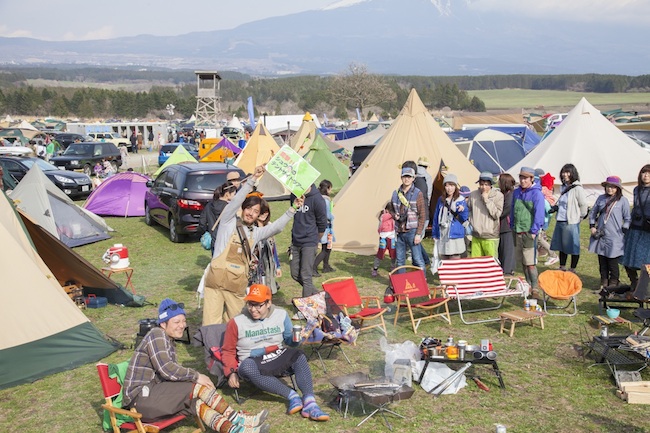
[332,89,481,255]
[508,97,650,205]
[290,114,340,155]
[452,113,524,130]
[235,123,290,199]
[0,192,117,389]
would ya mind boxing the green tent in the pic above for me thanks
[302,132,349,191]
[153,144,199,177]
[0,192,118,390]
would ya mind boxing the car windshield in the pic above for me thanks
[63,143,93,156]
[185,173,230,192]
[21,158,58,171]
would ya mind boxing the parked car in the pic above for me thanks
[47,132,90,150]
[158,142,200,166]
[50,142,122,176]
[0,156,93,198]
[144,162,246,242]
[87,132,131,150]
[349,144,375,177]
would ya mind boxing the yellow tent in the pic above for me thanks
[332,88,480,255]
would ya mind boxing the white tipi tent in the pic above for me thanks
[508,97,650,204]
[332,89,481,255]
[10,166,112,247]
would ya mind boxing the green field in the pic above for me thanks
[469,89,650,111]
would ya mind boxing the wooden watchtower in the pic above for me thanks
[194,71,222,128]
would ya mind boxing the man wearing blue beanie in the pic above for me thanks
[122,298,270,433]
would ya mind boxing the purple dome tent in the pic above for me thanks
[83,172,150,217]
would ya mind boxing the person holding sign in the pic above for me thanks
[202,166,303,326]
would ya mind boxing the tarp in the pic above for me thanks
[234,123,290,199]
[335,126,387,151]
[508,97,650,204]
[319,127,368,141]
[199,137,241,162]
[302,133,349,191]
[153,143,198,177]
[0,192,117,390]
[83,172,150,217]
[332,88,480,255]
[10,166,111,247]
[453,113,524,130]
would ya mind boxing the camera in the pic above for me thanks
[549,205,558,214]
[592,230,605,240]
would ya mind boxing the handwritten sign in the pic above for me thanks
[265,145,320,197]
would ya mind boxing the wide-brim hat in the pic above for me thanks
[601,175,622,189]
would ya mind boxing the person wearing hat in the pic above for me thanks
[432,173,469,260]
[390,163,428,269]
[123,298,270,433]
[588,176,630,290]
[549,163,588,273]
[511,166,546,293]
[416,156,433,204]
[222,285,329,422]
[227,170,243,191]
[466,172,503,259]
[622,164,650,290]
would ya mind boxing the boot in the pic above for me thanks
[600,279,608,289]
[607,279,620,288]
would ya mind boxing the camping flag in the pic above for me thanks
[265,145,320,197]
[323,113,329,125]
[247,97,256,130]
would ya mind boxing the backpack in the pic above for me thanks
[192,324,229,387]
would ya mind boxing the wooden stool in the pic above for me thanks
[499,310,546,337]
[591,315,633,331]
[101,267,136,294]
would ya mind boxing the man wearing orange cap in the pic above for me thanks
[222,284,329,422]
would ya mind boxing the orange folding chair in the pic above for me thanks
[322,276,388,336]
[538,270,583,316]
[388,265,451,333]
[97,362,205,433]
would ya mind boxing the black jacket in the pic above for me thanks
[198,199,228,241]
[290,185,328,247]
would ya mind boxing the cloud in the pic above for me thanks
[60,26,116,41]
[0,25,34,38]
[469,0,650,24]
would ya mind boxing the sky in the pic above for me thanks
[0,0,648,41]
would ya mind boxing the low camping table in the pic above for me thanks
[591,315,633,331]
[102,267,136,294]
[499,310,546,337]
[417,356,506,389]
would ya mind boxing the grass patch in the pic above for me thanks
[0,203,647,433]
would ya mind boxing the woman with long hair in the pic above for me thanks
[431,173,468,260]
[622,164,650,289]
[549,163,588,272]
[498,173,516,275]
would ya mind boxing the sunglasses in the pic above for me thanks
[163,302,184,312]
[246,301,267,310]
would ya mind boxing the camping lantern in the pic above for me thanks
[102,244,130,269]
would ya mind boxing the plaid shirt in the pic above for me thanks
[123,327,198,407]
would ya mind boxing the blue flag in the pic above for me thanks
[247,97,256,130]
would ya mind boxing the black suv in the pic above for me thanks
[50,142,122,176]
[144,162,246,242]
[47,132,89,150]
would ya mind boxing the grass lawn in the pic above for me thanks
[1,198,648,433]
[468,89,650,112]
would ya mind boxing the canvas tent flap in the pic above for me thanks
[332,89,480,255]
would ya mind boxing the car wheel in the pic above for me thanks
[83,164,92,177]
[144,204,154,226]
[110,161,118,172]
[169,217,184,243]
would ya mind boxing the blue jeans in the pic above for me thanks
[396,229,425,271]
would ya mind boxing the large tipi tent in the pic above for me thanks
[83,172,150,217]
[153,145,198,177]
[332,88,480,255]
[235,123,290,199]
[508,97,650,204]
[290,115,340,155]
[302,133,349,190]
[0,192,117,389]
[336,126,387,151]
[10,166,111,247]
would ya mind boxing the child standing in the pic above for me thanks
[372,202,397,276]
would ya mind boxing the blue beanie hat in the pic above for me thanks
[157,298,186,324]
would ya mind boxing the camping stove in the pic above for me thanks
[102,244,130,269]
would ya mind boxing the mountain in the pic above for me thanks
[0,0,647,76]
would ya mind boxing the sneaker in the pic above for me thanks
[235,409,269,427]
[312,268,321,277]
[371,269,378,277]
[546,257,559,266]
[287,396,303,415]
[301,405,330,421]
[230,422,270,433]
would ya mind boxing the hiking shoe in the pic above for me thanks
[371,269,378,277]
[287,396,303,415]
[230,422,270,433]
[235,409,269,427]
[312,268,321,277]
[546,257,559,266]
[322,266,336,273]
[301,405,330,421]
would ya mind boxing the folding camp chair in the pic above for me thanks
[388,265,451,333]
[97,363,205,433]
[437,257,524,324]
[292,291,353,373]
[322,276,388,337]
[538,270,582,316]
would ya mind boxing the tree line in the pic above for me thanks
[0,66,648,120]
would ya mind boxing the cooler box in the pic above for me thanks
[85,294,108,308]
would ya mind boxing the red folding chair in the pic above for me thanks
[388,265,451,333]
[97,363,205,433]
[322,276,388,336]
